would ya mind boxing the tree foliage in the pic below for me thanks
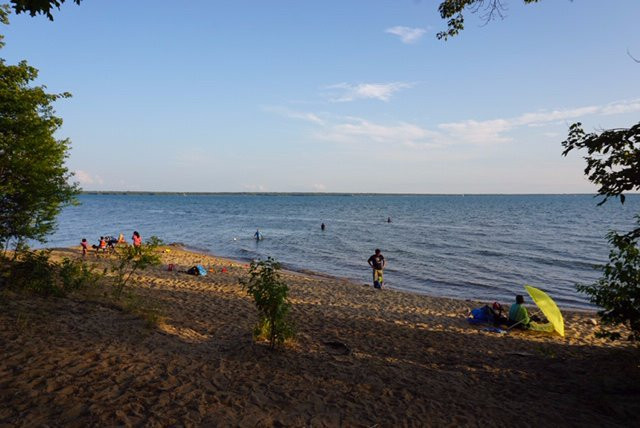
[9,0,81,20]
[0,10,78,251]
[577,226,640,341]
[563,123,640,340]
[562,122,640,206]
[437,0,541,40]
[241,257,293,349]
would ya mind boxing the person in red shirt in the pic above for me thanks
[132,231,142,250]
[81,238,88,257]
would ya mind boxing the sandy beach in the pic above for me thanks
[1,246,639,427]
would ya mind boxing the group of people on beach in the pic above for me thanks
[80,231,142,257]
[472,295,544,331]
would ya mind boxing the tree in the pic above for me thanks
[9,0,81,20]
[0,7,78,251]
[563,123,640,340]
[437,0,541,40]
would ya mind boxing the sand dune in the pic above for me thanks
[1,246,639,426]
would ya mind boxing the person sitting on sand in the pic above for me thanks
[508,295,530,328]
[105,236,118,250]
[81,238,88,257]
[92,237,107,255]
[367,248,385,289]
[490,302,508,325]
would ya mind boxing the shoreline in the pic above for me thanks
[177,243,597,313]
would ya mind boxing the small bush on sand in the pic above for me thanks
[59,257,101,292]
[111,241,161,299]
[1,249,100,297]
[241,257,293,349]
[145,235,165,247]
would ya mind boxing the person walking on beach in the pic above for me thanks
[81,238,88,257]
[367,248,385,289]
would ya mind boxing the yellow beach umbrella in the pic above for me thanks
[525,285,565,337]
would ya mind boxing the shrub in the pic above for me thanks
[8,249,59,296]
[59,257,100,293]
[241,257,293,349]
[145,235,165,247]
[111,241,161,299]
[1,249,99,296]
[578,227,640,341]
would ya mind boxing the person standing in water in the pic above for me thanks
[367,248,385,289]
[387,217,392,223]
[321,223,325,231]
[254,229,261,240]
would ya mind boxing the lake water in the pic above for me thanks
[43,194,640,309]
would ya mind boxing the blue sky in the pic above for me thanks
[3,0,639,193]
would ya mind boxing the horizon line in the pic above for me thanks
[79,191,628,197]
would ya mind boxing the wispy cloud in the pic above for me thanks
[75,170,104,186]
[438,119,512,144]
[385,26,427,44]
[315,117,440,147]
[439,98,640,144]
[262,106,325,125]
[276,98,640,148]
[324,82,413,102]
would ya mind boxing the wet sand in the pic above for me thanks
[1,246,639,427]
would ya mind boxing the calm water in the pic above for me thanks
[43,194,640,309]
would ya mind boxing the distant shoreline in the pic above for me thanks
[79,191,624,197]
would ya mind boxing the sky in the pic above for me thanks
[3,0,640,193]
